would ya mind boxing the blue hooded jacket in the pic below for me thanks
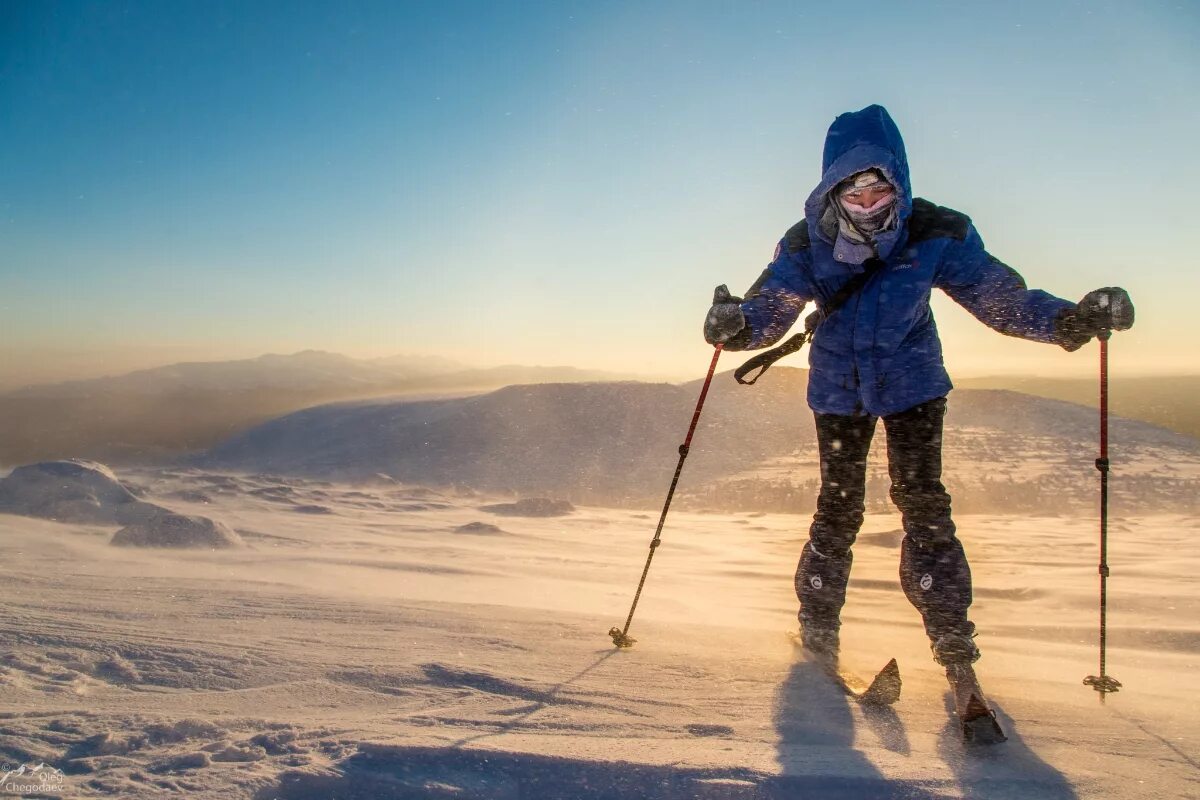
[736,105,1074,417]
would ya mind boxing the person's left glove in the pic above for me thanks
[704,284,746,345]
[1054,287,1135,351]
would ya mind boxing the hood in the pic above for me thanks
[804,104,913,259]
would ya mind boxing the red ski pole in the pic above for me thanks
[610,344,723,648]
[1084,330,1121,699]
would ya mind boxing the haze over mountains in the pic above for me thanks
[0,351,634,466]
[198,368,1200,515]
[958,374,1200,440]
[3,350,1196,516]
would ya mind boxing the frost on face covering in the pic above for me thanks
[818,168,901,264]
[836,169,897,236]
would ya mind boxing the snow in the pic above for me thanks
[111,511,243,549]
[0,460,240,549]
[480,498,576,517]
[0,460,144,524]
[0,466,1196,798]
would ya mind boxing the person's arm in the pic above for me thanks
[935,224,1075,344]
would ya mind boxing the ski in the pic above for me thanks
[945,662,1007,745]
[787,632,902,705]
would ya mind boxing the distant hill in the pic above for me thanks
[196,369,1200,515]
[957,375,1200,440]
[0,351,635,466]
[195,376,810,506]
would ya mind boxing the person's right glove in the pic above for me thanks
[1055,287,1135,351]
[703,284,747,345]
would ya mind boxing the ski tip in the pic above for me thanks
[962,714,1008,745]
[961,694,1007,745]
[859,658,902,705]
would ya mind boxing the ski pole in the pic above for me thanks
[609,344,723,648]
[1084,330,1121,700]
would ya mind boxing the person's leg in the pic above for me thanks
[796,410,877,651]
[883,397,978,663]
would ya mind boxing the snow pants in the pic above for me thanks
[795,396,975,645]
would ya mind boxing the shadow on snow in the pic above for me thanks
[258,742,939,800]
[256,657,928,800]
[773,659,935,799]
[935,693,1079,800]
[253,654,1079,799]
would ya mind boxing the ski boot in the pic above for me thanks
[798,623,840,665]
[789,623,901,705]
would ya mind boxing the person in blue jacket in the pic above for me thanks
[704,104,1134,668]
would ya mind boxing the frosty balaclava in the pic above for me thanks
[819,168,898,264]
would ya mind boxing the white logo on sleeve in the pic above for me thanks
[810,575,823,590]
[920,574,933,591]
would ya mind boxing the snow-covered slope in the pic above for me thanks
[197,371,1200,513]
[0,467,1195,798]
[958,374,1200,440]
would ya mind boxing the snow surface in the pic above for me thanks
[111,511,243,549]
[0,467,1196,798]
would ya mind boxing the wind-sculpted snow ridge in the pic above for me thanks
[0,459,144,524]
[480,498,575,517]
[454,521,506,535]
[112,511,243,549]
[0,460,241,546]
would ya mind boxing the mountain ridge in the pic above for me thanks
[195,369,1200,514]
[0,351,640,466]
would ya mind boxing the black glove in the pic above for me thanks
[703,284,746,345]
[1055,287,1135,351]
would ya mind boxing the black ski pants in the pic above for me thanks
[795,396,974,644]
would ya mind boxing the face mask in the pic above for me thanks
[837,171,896,233]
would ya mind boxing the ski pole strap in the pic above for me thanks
[734,329,809,385]
[733,258,885,386]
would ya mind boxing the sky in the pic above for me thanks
[1,0,1198,389]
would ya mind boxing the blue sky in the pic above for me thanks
[1,0,1197,387]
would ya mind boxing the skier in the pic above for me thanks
[703,105,1133,712]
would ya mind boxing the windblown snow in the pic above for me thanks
[0,381,1197,798]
